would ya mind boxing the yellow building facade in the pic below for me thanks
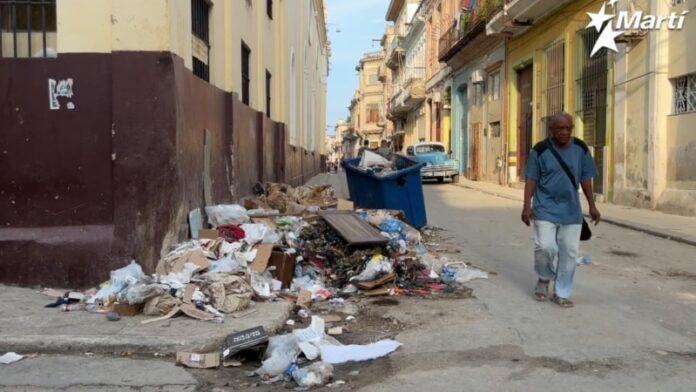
[502,0,614,198]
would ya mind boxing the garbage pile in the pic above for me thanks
[356,151,397,176]
[41,181,487,388]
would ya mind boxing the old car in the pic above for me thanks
[405,142,459,183]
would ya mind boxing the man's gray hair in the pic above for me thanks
[548,112,574,128]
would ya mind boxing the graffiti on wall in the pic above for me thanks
[49,78,75,110]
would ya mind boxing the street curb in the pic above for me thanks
[0,302,293,355]
[453,182,696,247]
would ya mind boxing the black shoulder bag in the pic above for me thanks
[545,139,592,241]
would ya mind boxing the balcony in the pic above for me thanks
[386,36,405,70]
[486,0,573,37]
[438,1,504,62]
[390,70,426,116]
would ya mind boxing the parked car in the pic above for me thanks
[405,142,459,183]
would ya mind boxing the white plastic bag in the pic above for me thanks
[291,362,334,387]
[205,204,250,227]
[208,256,242,273]
[256,334,301,376]
[95,260,146,300]
[240,223,280,245]
[350,255,393,282]
[359,150,391,169]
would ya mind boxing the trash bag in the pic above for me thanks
[241,223,281,245]
[95,261,146,300]
[256,334,301,377]
[350,255,393,282]
[125,283,166,305]
[291,361,334,388]
[440,263,488,284]
[205,204,250,227]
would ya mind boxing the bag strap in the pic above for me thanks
[545,139,578,188]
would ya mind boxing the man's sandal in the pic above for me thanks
[534,280,549,301]
[551,295,574,308]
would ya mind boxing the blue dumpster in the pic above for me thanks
[342,154,427,229]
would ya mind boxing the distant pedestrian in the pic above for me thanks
[357,139,370,157]
[376,140,391,158]
[521,112,601,308]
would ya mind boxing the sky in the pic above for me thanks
[325,0,390,136]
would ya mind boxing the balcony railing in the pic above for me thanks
[438,0,504,61]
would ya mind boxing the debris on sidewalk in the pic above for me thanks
[37,181,485,388]
[0,352,24,365]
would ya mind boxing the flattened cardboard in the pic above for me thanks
[180,303,214,321]
[356,273,396,291]
[176,352,220,369]
[321,314,342,323]
[182,284,196,304]
[250,244,274,273]
[365,287,392,297]
[337,199,354,210]
[141,305,181,324]
[199,229,219,240]
[172,249,211,274]
[297,290,312,308]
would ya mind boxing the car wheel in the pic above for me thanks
[437,176,444,183]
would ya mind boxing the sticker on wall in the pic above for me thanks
[49,78,75,110]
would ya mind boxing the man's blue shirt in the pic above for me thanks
[524,138,597,225]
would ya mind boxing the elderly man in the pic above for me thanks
[521,112,601,308]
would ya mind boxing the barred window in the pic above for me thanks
[673,73,696,114]
[0,0,57,58]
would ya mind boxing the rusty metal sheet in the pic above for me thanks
[319,211,388,246]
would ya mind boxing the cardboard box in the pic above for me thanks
[198,229,219,240]
[112,302,143,316]
[250,244,274,273]
[176,352,220,369]
[268,251,296,288]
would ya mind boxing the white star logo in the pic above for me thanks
[591,22,623,56]
[586,3,614,32]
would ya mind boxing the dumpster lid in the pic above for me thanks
[319,211,389,246]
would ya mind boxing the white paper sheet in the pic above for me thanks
[320,339,401,364]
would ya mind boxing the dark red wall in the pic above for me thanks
[0,51,326,288]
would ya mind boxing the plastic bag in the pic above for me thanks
[440,263,488,284]
[208,256,242,273]
[379,218,404,234]
[95,261,146,300]
[205,204,249,227]
[291,362,334,388]
[350,255,393,282]
[359,150,391,169]
[125,283,165,305]
[256,334,301,377]
[240,223,281,245]
[158,262,198,290]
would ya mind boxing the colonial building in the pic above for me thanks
[0,0,329,286]
[354,51,389,148]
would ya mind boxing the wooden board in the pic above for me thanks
[318,210,388,246]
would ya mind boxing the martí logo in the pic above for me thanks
[586,0,689,57]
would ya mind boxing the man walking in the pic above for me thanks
[521,112,601,308]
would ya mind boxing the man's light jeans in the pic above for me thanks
[533,220,582,299]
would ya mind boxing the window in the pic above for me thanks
[367,73,379,85]
[0,0,56,58]
[542,40,565,124]
[265,70,272,118]
[191,0,210,81]
[266,0,272,19]
[241,42,251,105]
[489,122,501,138]
[673,73,696,114]
[489,71,500,101]
[415,144,445,153]
[473,83,484,106]
[366,104,379,123]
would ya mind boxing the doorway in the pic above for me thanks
[516,65,533,181]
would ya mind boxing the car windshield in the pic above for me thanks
[415,145,445,154]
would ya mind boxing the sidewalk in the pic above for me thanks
[455,178,696,247]
[0,285,292,355]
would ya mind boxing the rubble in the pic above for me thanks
[39,182,483,389]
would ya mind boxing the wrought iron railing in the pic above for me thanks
[438,0,504,60]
